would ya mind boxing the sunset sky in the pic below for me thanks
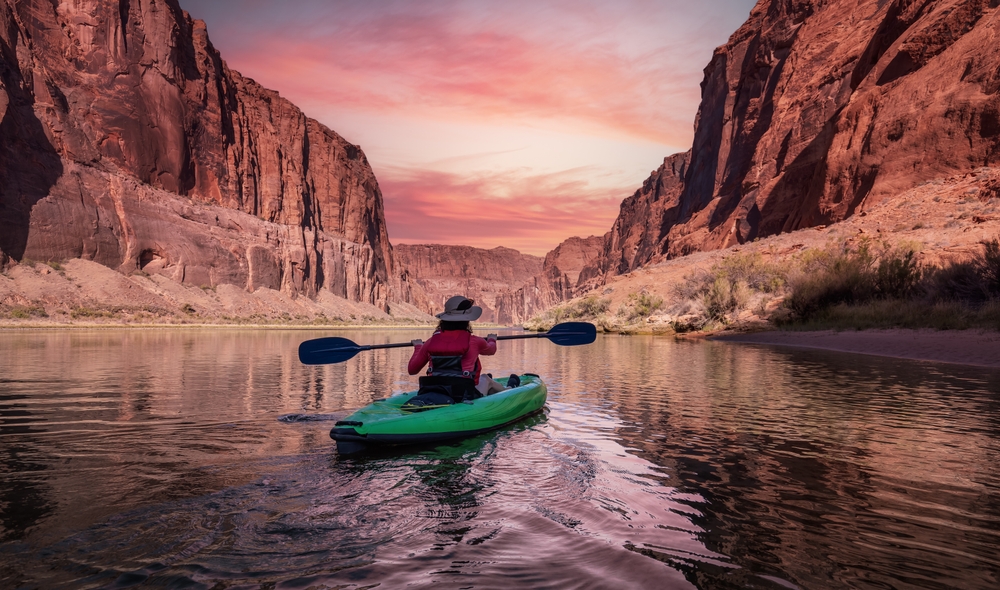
[179,0,756,255]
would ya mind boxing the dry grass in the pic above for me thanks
[779,236,1000,330]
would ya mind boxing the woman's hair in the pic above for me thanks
[437,320,471,332]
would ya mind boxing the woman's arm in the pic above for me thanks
[475,334,497,356]
[407,337,431,375]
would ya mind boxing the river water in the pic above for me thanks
[1,329,999,589]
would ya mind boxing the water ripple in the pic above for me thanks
[1,330,999,588]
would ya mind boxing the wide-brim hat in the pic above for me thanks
[436,295,483,321]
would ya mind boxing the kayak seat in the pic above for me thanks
[402,390,454,411]
[417,375,481,403]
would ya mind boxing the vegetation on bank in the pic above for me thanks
[0,301,428,326]
[527,236,1000,333]
[527,292,665,332]
[776,237,1000,330]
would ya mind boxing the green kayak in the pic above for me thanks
[330,374,547,455]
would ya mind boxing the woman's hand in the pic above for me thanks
[411,339,423,347]
[486,333,497,342]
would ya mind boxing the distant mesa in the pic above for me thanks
[395,238,603,325]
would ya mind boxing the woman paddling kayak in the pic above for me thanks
[407,295,511,404]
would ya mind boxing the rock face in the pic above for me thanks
[394,244,543,322]
[495,235,604,324]
[0,0,403,309]
[589,0,1000,282]
[578,153,689,285]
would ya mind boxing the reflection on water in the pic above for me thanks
[1,329,999,588]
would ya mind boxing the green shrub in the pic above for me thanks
[6,305,49,319]
[673,252,786,325]
[544,295,611,323]
[925,261,985,303]
[618,292,663,322]
[714,252,786,293]
[70,306,115,319]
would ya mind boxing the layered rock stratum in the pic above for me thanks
[0,0,417,314]
[394,244,542,322]
[583,0,1000,285]
[494,236,604,324]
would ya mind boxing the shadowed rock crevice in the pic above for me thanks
[0,16,64,261]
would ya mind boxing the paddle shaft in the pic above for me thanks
[351,331,565,352]
[298,322,596,364]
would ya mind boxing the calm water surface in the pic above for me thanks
[1,329,999,589]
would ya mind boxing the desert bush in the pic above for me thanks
[981,237,1000,296]
[543,295,611,324]
[715,252,786,293]
[70,306,115,319]
[781,236,1000,330]
[575,295,611,317]
[7,305,48,319]
[618,292,663,322]
[784,299,975,331]
[924,261,985,303]
[784,239,921,319]
[674,252,786,324]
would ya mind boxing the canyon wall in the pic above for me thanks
[588,0,1000,282]
[0,0,403,309]
[494,235,604,324]
[394,244,542,322]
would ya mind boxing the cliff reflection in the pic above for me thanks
[2,330,999,588]
[602,341,1000,589]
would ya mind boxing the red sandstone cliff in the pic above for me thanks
[494,235,604,324]
[588,0,1000,282]
[0,0,407,309]
[394,244,543,322]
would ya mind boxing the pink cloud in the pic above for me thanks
[205,5,711,145]
[178,0,757,254]
[379,167,624,255]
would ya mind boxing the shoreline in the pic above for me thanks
[713,329,1000,368]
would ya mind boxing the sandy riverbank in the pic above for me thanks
[714,329,1000,368]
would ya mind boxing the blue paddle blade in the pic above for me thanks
[298,337,365,365]
[543,322,597,346]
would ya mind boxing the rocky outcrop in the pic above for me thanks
[589,0,1000,283]
[394,244,543,321]
[0,0,402,309]
[495,235,604,324]
[578,153,689,283]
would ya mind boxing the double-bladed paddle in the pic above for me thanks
[298,322,597,365]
